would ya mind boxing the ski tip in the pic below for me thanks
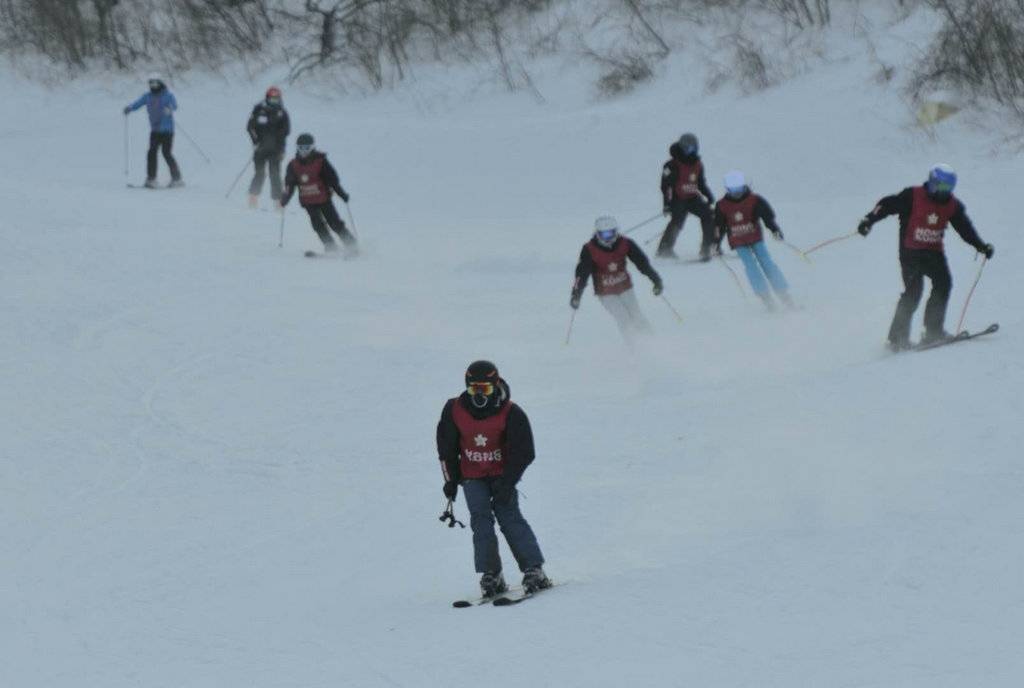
[452,600,473,608]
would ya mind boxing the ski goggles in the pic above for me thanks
[297,143,314,156]
[148,80,162,89]
[266,96,282,106]
[467,381,495,396]
[596,229,618,243]
[928,179,955,194]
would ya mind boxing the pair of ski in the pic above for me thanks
[453,584,551,608]
[906,322,999,352]
[126,183,183,190]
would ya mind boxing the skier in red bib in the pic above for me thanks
[657,132,718,260]
[571,216,663,342]
[436,361,550,598]
[857,164,994,351]
[279,133,357,255]
[714,171,794,310]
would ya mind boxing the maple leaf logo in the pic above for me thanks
[734,212,743,222]
[927,213,939,225]
[608,262,618,272]
[474,434,488,447]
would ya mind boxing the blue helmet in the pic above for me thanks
[926,164,957,195]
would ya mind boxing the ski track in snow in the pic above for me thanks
[2,6,1024,688]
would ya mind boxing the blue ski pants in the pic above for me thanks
[462,478,544,574]
[736,241,788,297]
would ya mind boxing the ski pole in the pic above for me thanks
[955,255,988,334]
[277,209,285,248]
[780,238,812,263]
[439,499,465,528]
[660,294,684,323]
[123,114,130,177]
[344,200,359,239]
[803,231,858,256]
[623,212,663,236]
[564,309,577,345]
[175,121,212,164]
[718,254,746,298]
[225,156,252,199]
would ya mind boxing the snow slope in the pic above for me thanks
[2,5,1022,687]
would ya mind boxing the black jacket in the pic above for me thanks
[246,102,290,154]
[436,380,535,486]
[864,186,986,256]
[572,236,662,297]
[661,144,714,206]
[713,191,782,238]
[280,152,347,207]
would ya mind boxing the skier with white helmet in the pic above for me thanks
[123,74,183,188]
[570,216,663,341]
[856,164,994,351]
[714,170,794,310]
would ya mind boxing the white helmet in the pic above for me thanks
[593,216,620,247]
[724,170,747,197]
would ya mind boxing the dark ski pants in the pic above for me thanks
[659,197,717,256]
[462,478,544,574]
[888,250,952,343]
[249,149,283,201]
[147,131,181,182]
[303,202,356,250]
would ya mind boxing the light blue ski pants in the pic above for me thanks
[736,241,788,298]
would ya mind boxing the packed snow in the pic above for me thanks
[2,5,1022,687]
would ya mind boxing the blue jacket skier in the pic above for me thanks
[123,75,182,188]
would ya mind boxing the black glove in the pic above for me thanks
[653,280,663,296]
[570,292,581,310]
[491,478,514,505]
[340,191,350,203]
[857,218,872,236]
[442,480,458,500]
[122,106,130,115]
[980,243,994,260]
[772,230,784,241]
[662,205,671,216]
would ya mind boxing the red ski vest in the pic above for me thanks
[717,194,763,248]
[290,156,329,206]
[672,160,703,200]
[586,238,633,296]
[904,186,957,251]
[451,400,513,479]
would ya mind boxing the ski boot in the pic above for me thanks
[248,194,259,209]
[168,178,185,188]
[521,566,551,594]
[480,571,507,598]
[698,246,711,263]
[656,247,678,259]
[887,336,911,353]
[758,293,777,312]
[143,178,158,189]
[920,329,952,346]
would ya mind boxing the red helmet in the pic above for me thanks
[265,86,282,101]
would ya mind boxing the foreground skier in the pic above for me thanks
[571,216,663,342]
[437,361,551,598]
[279,133,357,256]
[714,171,794,310]
[856,164,994,351]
